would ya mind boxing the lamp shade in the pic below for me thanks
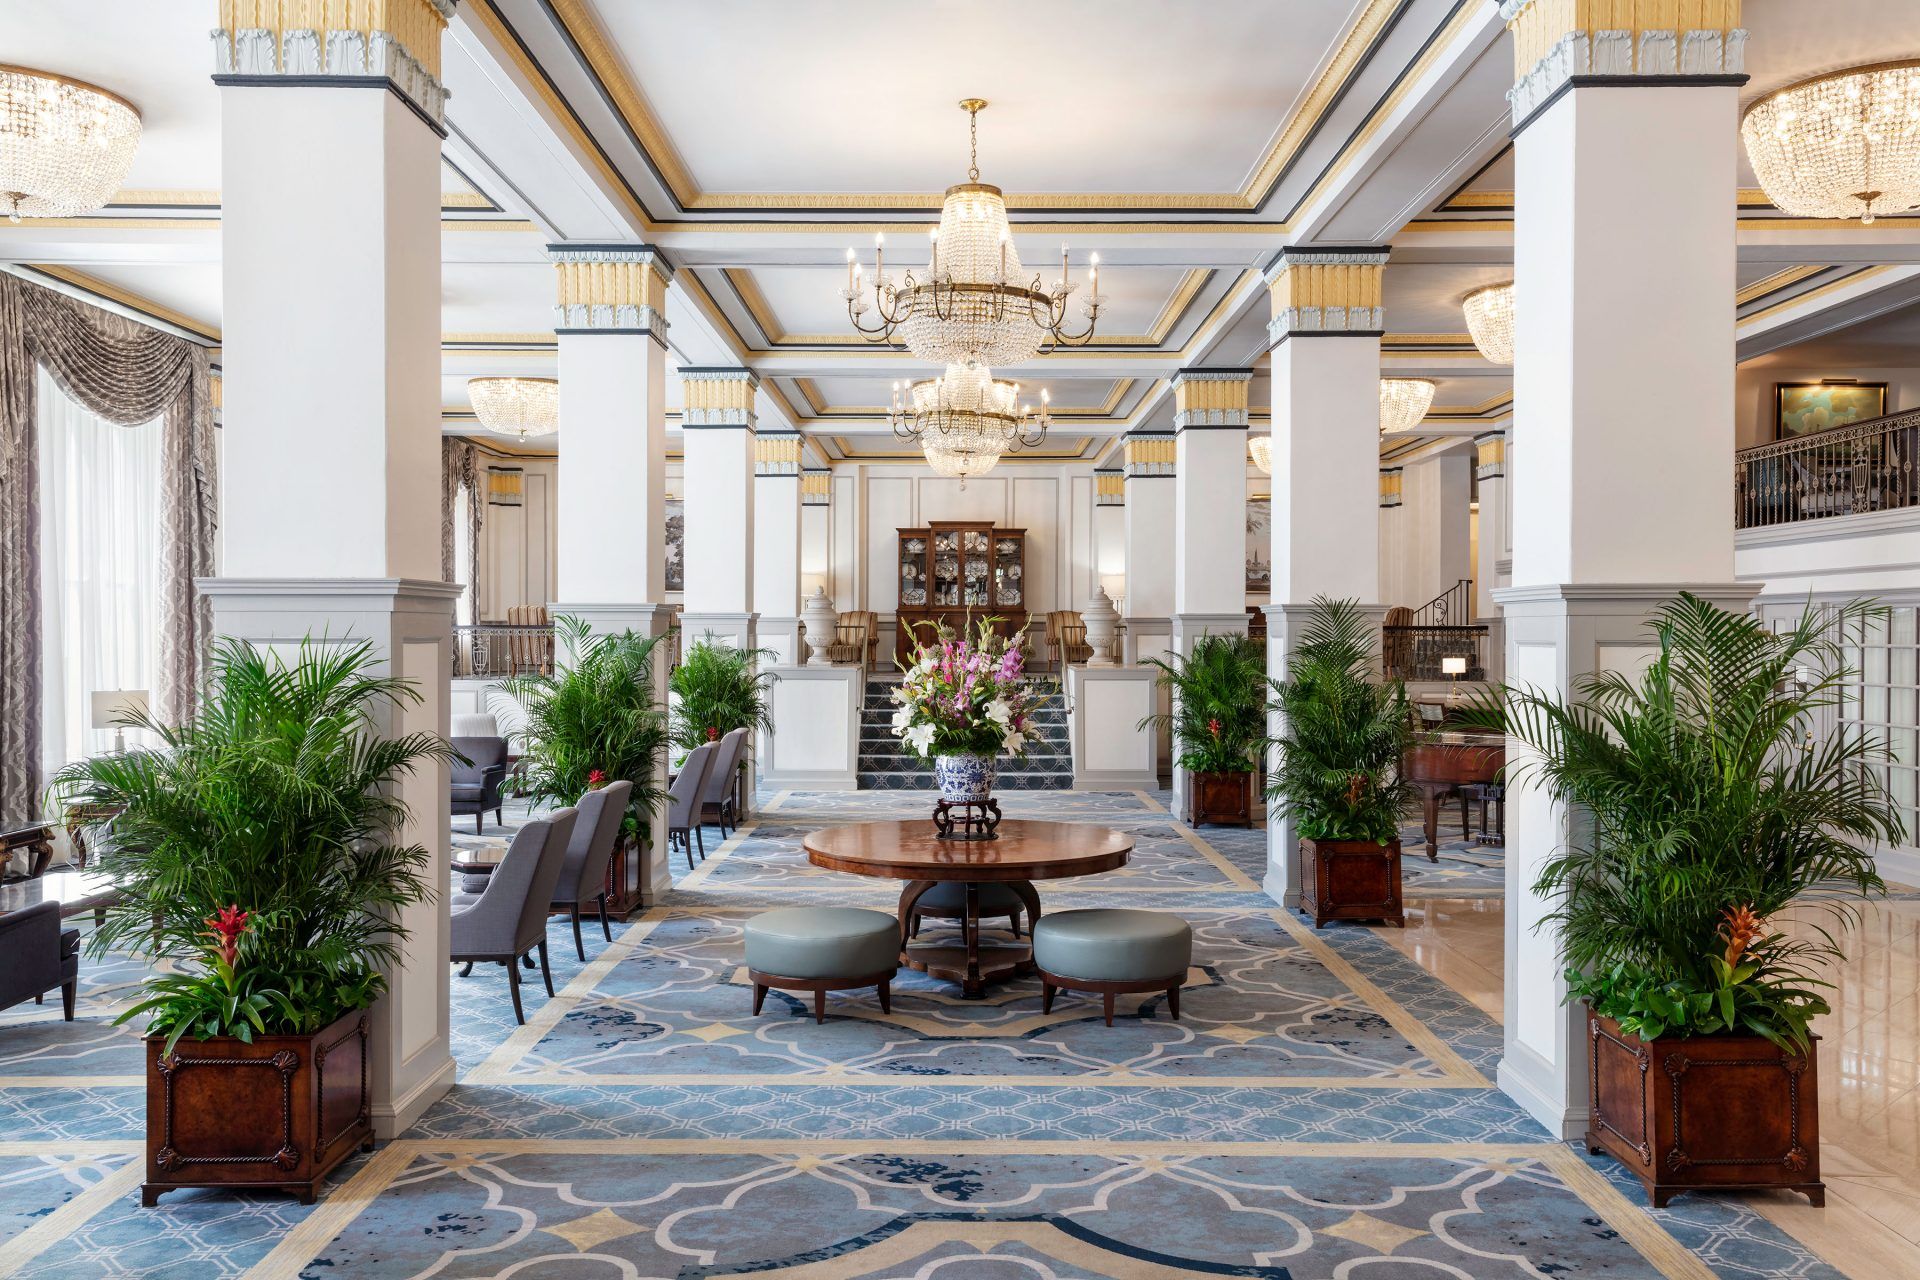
[1440,656,1468,676]
[90,688,148,729]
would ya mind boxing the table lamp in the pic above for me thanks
[91,689,149,753]
[1440,655,1467,703]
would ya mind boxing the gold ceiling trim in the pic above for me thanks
[108,188,221,206]
[1734,265,1827,306]
[1738,267,1890,327]
[442,332,558,345]
[1383,332,1477,347]
[722,266,1207,349]
[30,265,221,342]
[541,0,1406,214]
[1425,390,1514,418]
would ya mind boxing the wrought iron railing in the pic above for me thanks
[1382,623,1488,683]
[1735,408,1920,529]
[1410,578,1474,625]
[454,623,555,678]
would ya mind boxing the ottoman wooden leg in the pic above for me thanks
[1167,983,1180,1021]
[1042,982,1056,1014]
[752,984,767,1016]
[813,990,827,1024]
[1102,992,1115,1027]
[878,978,891,1015]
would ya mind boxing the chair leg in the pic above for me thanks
[813,990,827,1024]
[536,941,555,998]
[1009,911,1022,939]
[1042,982,1056,1014]
[475,813,484,837]
[597,893,612,942]
[877,978,891,1015]
[1102,991,1116,1027]
[1167,983,1181,1021]
[522,951,536,969]
[571,905,585,962]
[61,980,76,1021]
[506,961,525,1025]
[33,993,41,1005]
[495,806,504,827]
[458,960,473,978]
[695,827,706,861]
[910,912,921,939]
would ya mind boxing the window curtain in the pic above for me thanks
[0,272,216,818]
[38,367,161,772]
[441,436,483,621]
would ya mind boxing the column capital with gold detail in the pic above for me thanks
[1169,369,1252,432]
[550,243,672,339]
[681,367,758,430]
[755,431,802,477]
[1122,431,1175,479]
[1265,247,1388,347]
[1499,0,1747,128]
[212,0,457,127]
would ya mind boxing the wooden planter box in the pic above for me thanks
[143,1008,372,1206]
[602,834,650,918]
[1186,771,1254,827]
[1586,1009,1822,1207]
[1299,836,1404,928]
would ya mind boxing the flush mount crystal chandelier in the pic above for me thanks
[1461,281,1515,365]
[1247,435,1272,475]
[468,377,560,442]
[1742,61,1920,224]
[842,99,1106,367]
[0,66,142,222]
[889,363,1051,486]
[1379,378,1438,435]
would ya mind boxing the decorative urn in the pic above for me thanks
[933,753,998,803]
[1082,587,1120,667]
[800,586,839,665]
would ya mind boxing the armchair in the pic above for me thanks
[1043,611,1093,670]
[450,807,577,1024]
[0,901,80,1019]
[827,610,879,671]
[450,735,509,835]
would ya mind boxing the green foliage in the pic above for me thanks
[669,636,777,755]
[50,639,450,1047]
[1461,594,1899,1049]
[500,616,669,843]
[1137,634,1269,775]
[1266,597,1413,844]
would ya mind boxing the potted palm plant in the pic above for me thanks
[1468,594,1898,1207]
[1139,633,1268,826]
[669,636,777,821]
[50,639,450,1205]
[501,616,669,917]
[1268,597,1413,926]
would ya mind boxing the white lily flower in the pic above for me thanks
[891,705,912,731]
[906,723,936,756]
[1002,728,1025,755]
[985,697,1012,726]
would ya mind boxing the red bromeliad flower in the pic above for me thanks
[587,769,607,789]
[1207,718,1222,739]
[205,905,249,968]
[707,726,720,742]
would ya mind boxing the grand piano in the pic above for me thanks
[1402,731,1504,858]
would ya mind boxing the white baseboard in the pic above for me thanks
[1261,867,1300,910]
[1498,1043,1588,1141]
[371,1055,455,1140]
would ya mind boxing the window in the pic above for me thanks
[37,366,161,772]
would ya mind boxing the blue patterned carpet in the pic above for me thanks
[0,788,1840,1278]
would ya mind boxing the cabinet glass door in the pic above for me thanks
[994,535,1023,608]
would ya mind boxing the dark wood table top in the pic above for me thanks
[0,869,119,918]
[803,819,1132,883]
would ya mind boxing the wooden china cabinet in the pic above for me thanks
[893,521,1029,663]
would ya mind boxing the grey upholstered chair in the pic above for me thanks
[550,780,631,960]
[0,902,80,1020]
[449,735,509,835]
[700,727,748,836]
[450,806,577,1023]
[667,744,715,870]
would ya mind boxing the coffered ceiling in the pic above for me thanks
[2,0,1918,464]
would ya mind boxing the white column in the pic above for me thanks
[1169,370,1254,815]
[1474,428,1511,680]
[1120,432,1175,664]
[208,0,456,1139]
[1497,0,1751,1138]
[552,242,675,910]
[680,368,758,649]
[1261,248,1388,907]
[753,432,803,664]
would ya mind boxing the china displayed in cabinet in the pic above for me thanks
[894,522,1028,662]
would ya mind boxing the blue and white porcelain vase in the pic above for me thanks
[933,752,997,803]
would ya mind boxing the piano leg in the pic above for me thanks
[1421,787,1441,861]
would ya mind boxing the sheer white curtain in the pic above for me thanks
[38,365,162,774]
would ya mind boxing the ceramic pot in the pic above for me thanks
[933,752,997,803]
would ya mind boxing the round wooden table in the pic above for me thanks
[803,819,1133,998]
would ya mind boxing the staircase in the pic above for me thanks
[856,674,1073,790]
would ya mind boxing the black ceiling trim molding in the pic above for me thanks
[211,74,448,137]
[1510,73,1751,141]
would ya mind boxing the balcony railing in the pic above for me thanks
[455,623,555,678]
[1736,408,1920,529]
[1382,623,1489,683]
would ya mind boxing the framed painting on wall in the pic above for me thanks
[664,498,685,592]
[1246,496,1271,594]
[1775,381,1887,439]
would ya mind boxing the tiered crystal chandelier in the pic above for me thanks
[889,363,1051,486]
[842,100,1106,367]
[1742,61,1920,224]
[1379,379,1438,435]
[1247,435,1273,475]
[1461,282,1515,365]
[468,377,559,442]
[0,67,142,222]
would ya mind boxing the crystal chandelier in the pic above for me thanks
[1248,435,1272,475]
[842,100,1106,367]
[1742,61,1920,224]
[1379,379,1437,435]
[889,363,1051,487]
[0,67,142,222]
[468,377,560,442]
[1461,282,1515,365]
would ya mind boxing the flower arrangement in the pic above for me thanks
[891,619,1047,760]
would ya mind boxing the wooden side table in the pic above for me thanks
[0,821,57,882]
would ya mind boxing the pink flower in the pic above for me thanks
[205,905,249,968]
